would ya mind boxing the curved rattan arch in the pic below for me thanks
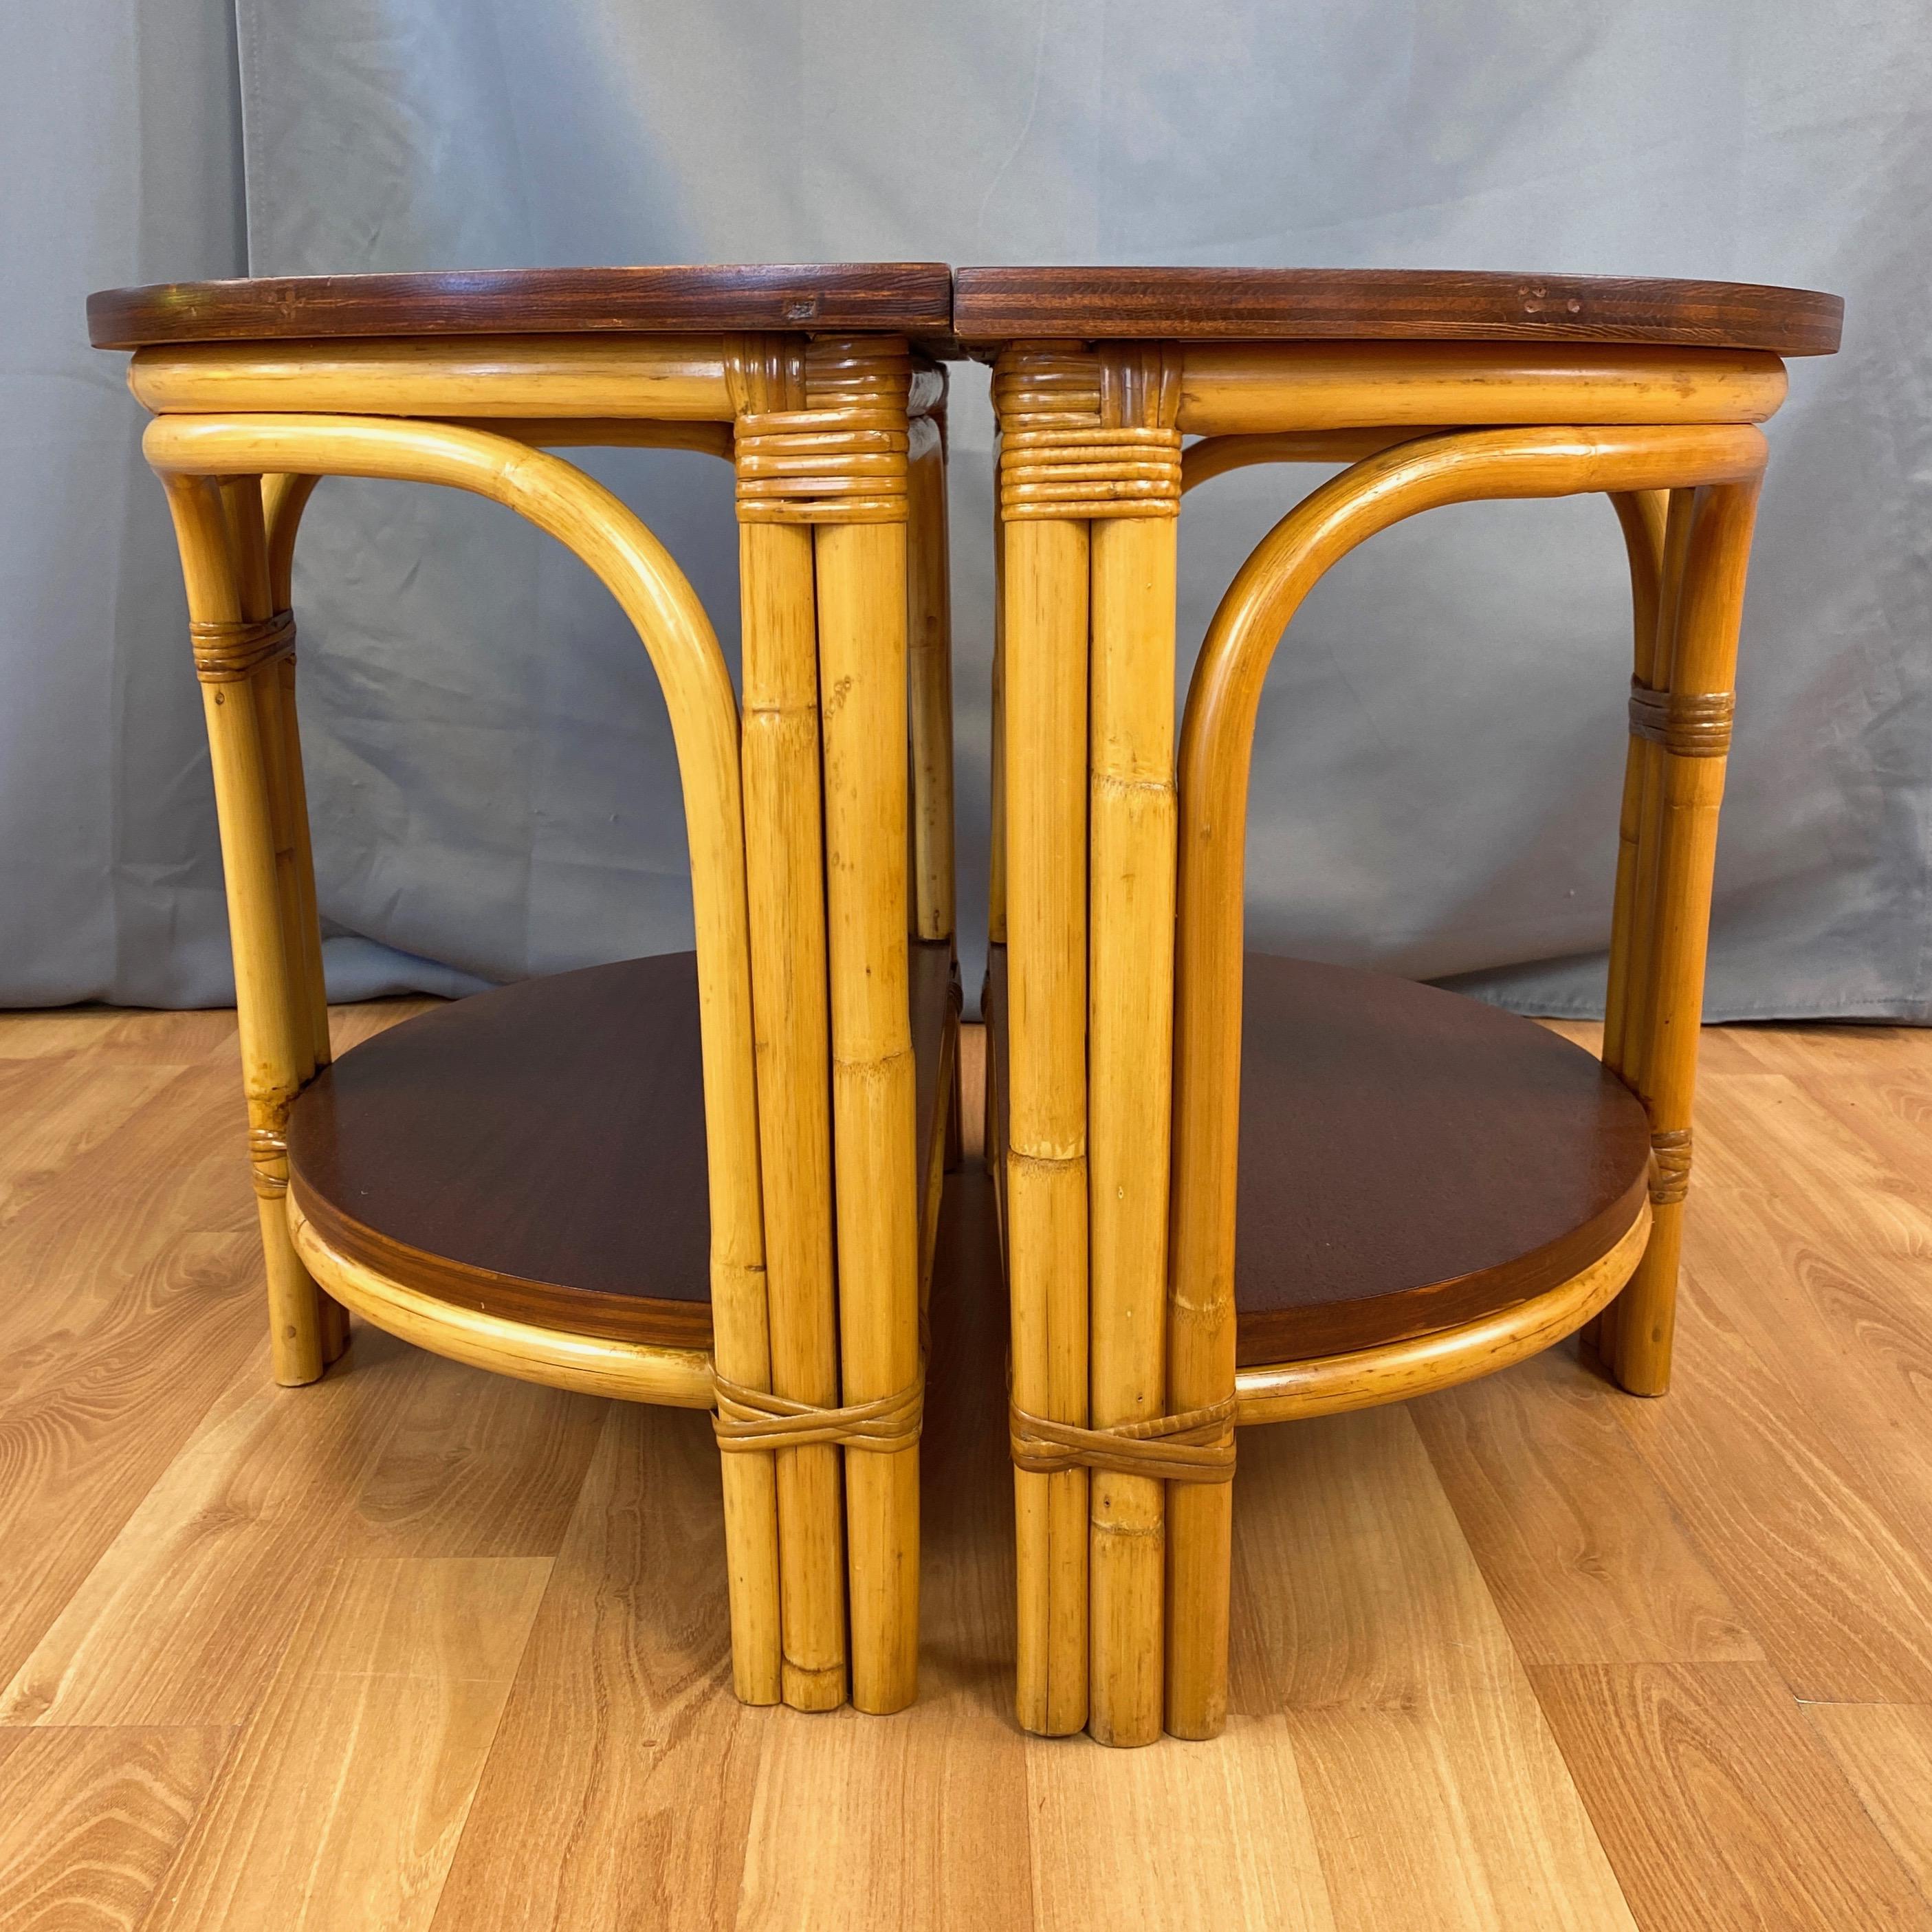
[148,411,782,1699]
[1162,421,1768,1734]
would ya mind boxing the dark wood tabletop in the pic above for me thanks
[951,266,1842,355]
[87,262,955,349]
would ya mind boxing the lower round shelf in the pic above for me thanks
[287,945,959,1353]
[983,948,1653,1368]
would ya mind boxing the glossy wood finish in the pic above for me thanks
[8,1004,1932,1928]
[89,263,953,349]
[987,949,1649,1363]
[1232,955,1650,1362]
[952,266,1842,355]
[287,946,959,1352]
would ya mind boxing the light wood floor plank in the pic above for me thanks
[0,1006,242,1065]
[1688,1181,1932,1509]
[326,998,442,1055]
[428,1403,758,1931]
[143,1557,548,1932]
[1532,1664,1932,1931]
[3,1005,1929,1926]
[1806,1702,1932,1905]
[0,1725,231,1931]
[0,1231,262,1688]
[1414,1348,1761,1666]
[1235,1404,1638,1931]
[736,1168,1033,1932]
[1720,1022,1932,1078]
[1026,1716,1335,1932]
[0,1057,184,1230]
[739,1709,1025,1932]
[0,1071,254,1386]
[0,1328,426,1726]
[1797,1070,1932,1221]
[1615,1268,1932,1702]
[344,1353,607,1559]
[1691,1070,1932,1205]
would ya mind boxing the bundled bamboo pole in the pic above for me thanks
[234,474,352,1366]
[994,343,1099,1735]
[782,337,923,1714]
[729,334,847,1711]
[258,479,334,1081]
[1086,514,1177,1744]
[908,408,957,944]
[820,511,921,1711]
[1605,481,1761,1394]
[1005,514,1091,1734]
[989,509,1008,949]
[1085,348,1183,1748]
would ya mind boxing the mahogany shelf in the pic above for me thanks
[287,944,960,1352]
[984,948,1651,1368]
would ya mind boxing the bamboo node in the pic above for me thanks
[1649,1128,1693,1204]
[1628,680,1734,757]
[1009,1394,1236,1484]
[192,610,296,683]
[713,1368,923,1455]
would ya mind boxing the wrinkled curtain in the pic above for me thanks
[8,0,1929,1018]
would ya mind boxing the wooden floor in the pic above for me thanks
[3,1003,1932,1929]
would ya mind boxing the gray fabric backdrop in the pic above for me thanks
[8,0,1929,1018]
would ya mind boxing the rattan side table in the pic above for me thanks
[87,263,962,1717]
[958,265,1843,1744]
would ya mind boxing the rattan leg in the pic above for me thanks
[1605,481,1761,1394]
[1087,509,1178,1747]
[740,509,847,1711]
[164,472,325,1387]
[728,340,848,1712]
[819,517,923,1713]
[1002,509,1092,1737]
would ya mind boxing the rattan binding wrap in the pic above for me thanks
[995,343,1183,522]
[191,609,296,683]
[713,1368,924,1456]
[1628,679,1735,756]
[1649,1127,1693,1205]
[729,335,911,525]
[246,1124,289,1200]
[1009,1394,1237,1484]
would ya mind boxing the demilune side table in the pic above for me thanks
[87,263,963,1717]
[958,265,1843,1744]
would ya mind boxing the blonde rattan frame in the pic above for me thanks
[138,328,955,1719]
